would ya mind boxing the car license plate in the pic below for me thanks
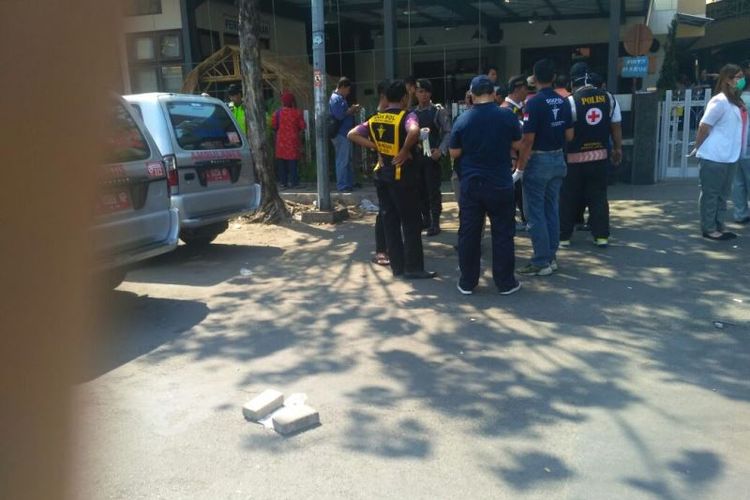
[97,190,132,214]
[205,167,230,184]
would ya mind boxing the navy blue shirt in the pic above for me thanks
[449,102,522,188]
[329,92,354,137]
[523,87,573,151]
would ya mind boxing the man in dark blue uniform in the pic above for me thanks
[413,78,452,236]
[450,75,523,295]
[560,63,623,248]
[516,59,574,276]
[502,75,530,230]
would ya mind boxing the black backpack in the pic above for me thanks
[326,114,341,140]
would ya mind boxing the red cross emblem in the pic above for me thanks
[585,107,603,125]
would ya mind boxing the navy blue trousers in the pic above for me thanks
[458,178,516,291]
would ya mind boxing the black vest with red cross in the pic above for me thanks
[368,108,413,183]
[567,87,612,164]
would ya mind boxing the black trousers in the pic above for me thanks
[416,156,443,227]
[560,160,610,240]
[374,213,387,254]
[376,179,425,275]
[458,178,516,291]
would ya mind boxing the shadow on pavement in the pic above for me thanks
[99,182,747,497]
[81,291,208,382]
[126,243,286,287]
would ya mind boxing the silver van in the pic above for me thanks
[124,93,261,245]
[93,97,180,287]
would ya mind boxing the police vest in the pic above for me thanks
[369,109,409,183]
[502,98,524,122]
[566,87,613,164]
[414,104,442,151]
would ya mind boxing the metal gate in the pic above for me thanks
[656,88,712,180]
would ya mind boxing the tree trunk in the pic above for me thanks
[238,0,289,223]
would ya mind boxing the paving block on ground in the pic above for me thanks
[272,404,320,435]
[242,389,284,421]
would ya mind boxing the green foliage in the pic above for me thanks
[656,18,679,94]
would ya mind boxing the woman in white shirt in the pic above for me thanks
[693,64,747,240]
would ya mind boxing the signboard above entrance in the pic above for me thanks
[622,56,649,78]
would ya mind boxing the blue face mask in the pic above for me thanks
[737,77,747,92]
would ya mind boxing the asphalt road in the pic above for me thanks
[75,182,750,499]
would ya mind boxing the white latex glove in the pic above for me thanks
[512,170,523,183]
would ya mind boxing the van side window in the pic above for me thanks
[106,103,151,163]
[166,102,242,150]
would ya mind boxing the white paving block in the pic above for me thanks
[272,404,320,435]
[242,389,284,421]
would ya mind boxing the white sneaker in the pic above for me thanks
[499,281,522,295]
[550,259,558,272]
[559,240,570,248]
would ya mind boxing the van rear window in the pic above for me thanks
[105,102,150,163]
[166,101,243,150]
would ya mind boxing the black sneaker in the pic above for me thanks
[499,281,521,295]
[457,282,473,295]
[404,270,437,279]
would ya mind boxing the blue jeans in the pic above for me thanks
[332,134,353,191]
[276,159,298,187]
[522,151,567,267]
[458,178,516,291]
[732,158,750,220]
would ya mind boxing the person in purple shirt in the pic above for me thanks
[348,80,436,280]
[329,77,361,191]
[515,59,574,276]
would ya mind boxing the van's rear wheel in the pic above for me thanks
[100,268,127,290]
[180,222,227,247]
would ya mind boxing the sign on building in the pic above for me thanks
[622,56,649,78]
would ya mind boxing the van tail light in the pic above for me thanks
[164,154,179,195]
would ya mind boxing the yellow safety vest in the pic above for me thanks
[369,110,406,181]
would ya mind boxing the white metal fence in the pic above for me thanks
[656,88,712,180]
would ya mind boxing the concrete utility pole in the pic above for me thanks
[383,0,396,79]
[607,0,621,93]
[311,0,331,210]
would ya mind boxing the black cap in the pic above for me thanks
[570,63,590,86]
[470,75,494,96]
[416,78,432,93]
[227,83,242,96]
[507,74,527,90]
[570,62,590,79]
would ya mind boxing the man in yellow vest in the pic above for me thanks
[348,80,436,279]
[227,84,247,135]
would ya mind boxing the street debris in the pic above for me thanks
[713,321,724,329]
[239,268,253,277]
[359,198,379,213]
